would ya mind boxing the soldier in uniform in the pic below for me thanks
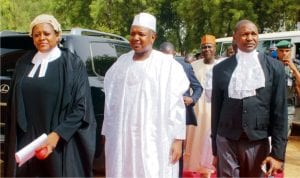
[276,40,300,135]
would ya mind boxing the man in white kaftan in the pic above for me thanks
[102,12,189,178]
[184,35,218,178]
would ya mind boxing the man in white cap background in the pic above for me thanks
[102,12,189,178]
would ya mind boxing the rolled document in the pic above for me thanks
[15,133,47,166]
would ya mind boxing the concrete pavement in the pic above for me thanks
[285,136,300,178]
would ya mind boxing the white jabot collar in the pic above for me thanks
[228,49,265,99]
[28,46,61,78]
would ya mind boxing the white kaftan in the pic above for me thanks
[184,59,218,174]
[102,50,189,178]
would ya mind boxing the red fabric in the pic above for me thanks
[265,171,284,178]
[182,170,216,178]
[183,170,283,178]
[182,171,200,178]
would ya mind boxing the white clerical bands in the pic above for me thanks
[28,46,61,78]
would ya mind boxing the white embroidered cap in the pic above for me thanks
[132,12,156,32]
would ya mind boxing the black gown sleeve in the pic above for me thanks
[54,53,91,142]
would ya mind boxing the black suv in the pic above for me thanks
[0,28,131,175]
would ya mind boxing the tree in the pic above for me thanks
[1,0,54,31]
[1,0,299,53]
[89,0,159,36]
[51,0,94,29]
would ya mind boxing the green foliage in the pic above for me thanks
[1,0,54,31]
[52,0,94,29]
[1,0,299,54]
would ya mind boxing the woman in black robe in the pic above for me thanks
[4,14,96,177]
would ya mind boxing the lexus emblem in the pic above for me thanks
[0,84,10,94]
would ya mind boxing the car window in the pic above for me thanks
[1,36,34,78]
[87,42,130,77]
[115,43,131,57]
[1,49,30,77]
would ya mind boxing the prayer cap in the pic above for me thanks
[201,34,216,45]
[29,14,62,37]
[276,40,293,48]
[132,12,156,32]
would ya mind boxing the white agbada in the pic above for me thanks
[102,50,189,178]
[184,59,218,173]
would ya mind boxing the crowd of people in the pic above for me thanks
[4,11,299,178]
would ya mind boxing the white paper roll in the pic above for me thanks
[15,133,47,166]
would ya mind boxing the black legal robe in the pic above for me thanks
[4,48,97,177]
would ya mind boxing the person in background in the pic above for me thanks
[194,49,203,60]
[184,35,218,178]
[267,44,277,59]
[211,20,287,177]
[102,12,189,178]
[276,40,300,136]
[226,45,235,57]
[159,41,203,178]
[219,45,236,61]
[184,53,196,64]
[159,41,177,56]
[4,14,96,177]
[269,43,278,59]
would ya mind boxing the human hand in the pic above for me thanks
[170,139,183,164]
[261,156,283,176]
[183,96,193,106]
[36,132,60,159]
[281,53,293,67]
[282,57,293,67]
[47,132,60,150]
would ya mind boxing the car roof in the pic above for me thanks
[1,27,128,42]
[1,28,129,50]
[63,28,128,42]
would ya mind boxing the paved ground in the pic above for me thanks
[285,135,300,178]
[284,107,300,177]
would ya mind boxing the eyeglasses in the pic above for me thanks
[201,45,213,49]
